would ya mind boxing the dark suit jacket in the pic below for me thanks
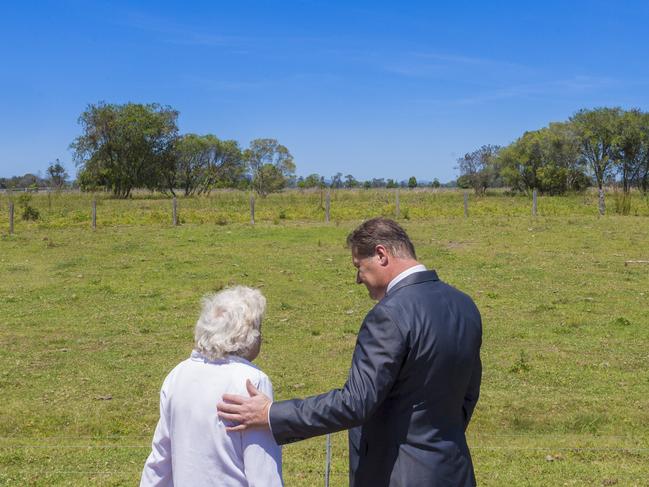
[269,270,482,487]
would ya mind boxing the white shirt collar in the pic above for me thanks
[190,350,254,366]
[386,264,427,294]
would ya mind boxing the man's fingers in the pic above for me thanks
[217,411,243,422]
[246,379,260,397]
[226,424,248,432]
[217,401,244,414]
[221,393,247,405]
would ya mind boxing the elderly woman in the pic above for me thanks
[140,286,282,486]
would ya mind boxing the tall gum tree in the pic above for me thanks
[244,138,295,196]
[168,135,244,196]
[570,107,622,215]
[612,109,649,193]
[71,102,178,198]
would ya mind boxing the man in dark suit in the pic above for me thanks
[218,218,482,486]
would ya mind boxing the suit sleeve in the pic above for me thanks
[462,314,482,430]
[269,305,406,445]
[462,353,481,430]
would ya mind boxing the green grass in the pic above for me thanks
[1,192,648,485]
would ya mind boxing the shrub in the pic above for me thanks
[21,206,40,221]
[17,193,40,221]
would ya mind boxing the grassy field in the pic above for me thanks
[1,190,648,485]
[1,187,649,229]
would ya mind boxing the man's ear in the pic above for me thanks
[375,245,389,266]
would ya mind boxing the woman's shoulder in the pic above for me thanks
[227,357,271,383]
[155,358,192,395]
[164,356,196,379]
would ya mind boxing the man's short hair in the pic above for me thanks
[346,217,416,259]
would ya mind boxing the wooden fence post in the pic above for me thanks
[92,199,97,229]
[324,433,331,487]
[463,192,468,218]
[172,197,178,226]
[9,201,14,234]
[532,189,538,217]
[395,189,400,219]
[250,195,255,225]
[325,191,331,223]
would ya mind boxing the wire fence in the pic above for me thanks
[3,188,649,235]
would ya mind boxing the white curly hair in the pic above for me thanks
[194,286,266,361]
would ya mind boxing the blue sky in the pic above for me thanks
[1,0,649,182]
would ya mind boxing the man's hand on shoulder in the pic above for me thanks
[217,379,272,432]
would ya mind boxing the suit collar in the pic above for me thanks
[386,269,439,296]
[387,264,427,294]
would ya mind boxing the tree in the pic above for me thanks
[456,145,501,194]
[639,130,649,192]
[344,174,359,188]
[431,178,441,188]
[498,123,587,195]
[386,179,398,188]
[618,111,649,193]
[611,109,649,193]
[408,176,417,189]
[47,159,68,188]
[570,107,622,214]
[208,139,246,189]
[257,164,287,194]
[456,175,471,189]
[331,172,343,189]
[165,134,244,196]
[543,122,588,192]
[244,139,295,196]
[71,102,178,198]
[498,132,542,192]
[299,173,322,189]
[305,174,324,189]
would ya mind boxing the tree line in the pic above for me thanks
[0,160,68,191]
[295,174,431,189]
[68,102,438,197]
[1,102,437,194]
[69,102,296,198]
[4,104,649,211]
[457,107,649,214]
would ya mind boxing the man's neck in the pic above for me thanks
[385,259,420,283]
